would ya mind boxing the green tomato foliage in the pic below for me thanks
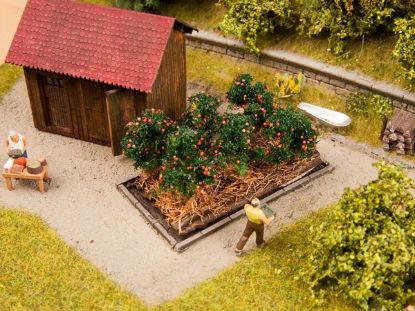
[179,92,222,140]
[305,161,415,310]
[121,109,176,171]
[217,113,253,175]
[227,73,274,125]
[122,74,318,197]
[161,126,218,197]
[260,105,318,162]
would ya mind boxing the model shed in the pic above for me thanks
[5,0,195,155]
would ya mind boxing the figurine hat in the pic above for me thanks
[251,198,260,207]
[8,130,17,137]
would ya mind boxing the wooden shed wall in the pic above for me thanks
[24,68,114,146]
[149,29,187,119]
[24,68,82,138]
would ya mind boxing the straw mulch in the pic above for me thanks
[136,154,321,234]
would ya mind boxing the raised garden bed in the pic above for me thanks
[118,153,332,252]
[117,73,331,251]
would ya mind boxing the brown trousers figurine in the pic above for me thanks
[235,198,274,256]
[236,220,265,251]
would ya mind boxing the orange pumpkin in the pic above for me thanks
[14,157,27,167]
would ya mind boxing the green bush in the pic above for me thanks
[112,0,161,12]
[393,17,415,86]
[217,113,253,175]
[121,109,176,170]
[179,92,222,139]
[305,161,415,310]
[346,92,393,119]
[218,0,295,54]
[161,126,217,196]
[299,0,414,55]
[227,73,274,125]
[219,0,414,57]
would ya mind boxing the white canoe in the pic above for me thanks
[298,102,352,128]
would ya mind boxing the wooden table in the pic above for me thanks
[2,165,48,192]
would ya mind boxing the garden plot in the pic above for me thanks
[118,74,325,249]
[118,154,329,251]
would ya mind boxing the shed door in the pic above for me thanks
[40,76,74,136]
[106,89,136,156]
[79,80,111,146]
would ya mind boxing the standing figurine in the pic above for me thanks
[235,197,275,256]
[3,130,28,158]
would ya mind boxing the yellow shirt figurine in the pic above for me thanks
[235,198,275,256]
[244,204,270,225]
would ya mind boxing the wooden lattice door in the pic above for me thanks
[40,75,74,136]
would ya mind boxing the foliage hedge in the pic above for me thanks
[218,0,295,54]
[112,0,161,12]
[304,161,415,310]
[122,73,318,196]
[219,0,415,85]
[298,0,414,55]
[346,92,393,119]
[220,0,414,55]
[393,16,415,85]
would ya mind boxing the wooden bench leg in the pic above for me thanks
[43,167,48,181]
[38,179,45,193]
[4,177,14,191]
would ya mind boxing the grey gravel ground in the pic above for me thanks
[1,79,414,304]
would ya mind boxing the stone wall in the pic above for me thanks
[186,30,414,111]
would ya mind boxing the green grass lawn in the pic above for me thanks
[162,0,407,90]
[0,64,22,101]
[0,209,146,310]
[0,207,357,310]
[160,209,357,311]
[186,48,383,147]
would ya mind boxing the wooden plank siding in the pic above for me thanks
[133,91,147,118]
[23,68,112,145]
[149,29,187,119]
[24,68,47,130]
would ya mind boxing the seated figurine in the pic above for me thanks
[4,130,28,158]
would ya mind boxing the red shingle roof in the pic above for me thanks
[5,0,189,92]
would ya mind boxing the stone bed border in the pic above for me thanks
[186,30,415,112]
[117,162,333,252]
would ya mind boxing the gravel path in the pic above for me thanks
[1,79,414,304]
